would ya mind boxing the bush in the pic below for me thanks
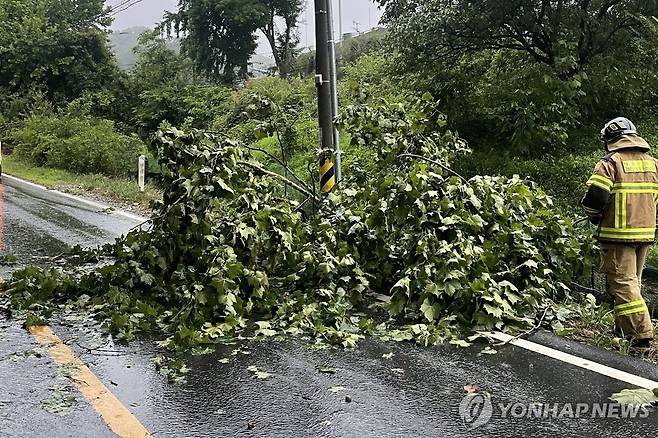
[10,114,145,176]
[455,149,600,212]
[135,84,230,136]
[214,77,316,135]
[340,51,407,107]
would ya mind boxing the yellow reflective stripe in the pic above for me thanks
[599,234,656,240]
[587,175,613,190]
[613,182,658,188]
[623,160,657,173]
[617,307,648,316]
[599,227,657,233]
[612,182,658,194]
[589,180,612,191]
[613,189,658,195]
[616,299,646,310]
[615,194,622,229]
[615,300,648,316]
[616,306,648,316]
[621,193,627,229]
[599,227,656,240]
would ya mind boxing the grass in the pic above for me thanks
[554,294,658,363]
[2,155,161,212]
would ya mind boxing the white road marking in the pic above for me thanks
[485,331,658,390]
[3,174,148,223]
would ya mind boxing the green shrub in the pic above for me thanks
[340,51,407,107]
[456,150,600,212]
[135,84,230,136]
[10,114,145,176]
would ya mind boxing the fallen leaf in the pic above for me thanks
[450,339,472,348]
[247,365,272,379]
[464,383,479,394]
[218,358,229,364]
[318,367,336,374]
[255,371,272,379]
[329,386,346,393]
[610,388,658,407]
[382,352,394,360]
[391,368,404,374]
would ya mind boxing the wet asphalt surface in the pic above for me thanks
[2,175,658,437]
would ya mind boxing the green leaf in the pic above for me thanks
[420,298,436,322]
[449,339,472,348]
[610,389,658,407]
[483,304,503,318]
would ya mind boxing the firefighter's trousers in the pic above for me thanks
[601,243,654,340]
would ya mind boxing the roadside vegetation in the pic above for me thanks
[2,156,160,214]
[2,0,658,369]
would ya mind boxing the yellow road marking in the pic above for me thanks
[30,325,151,438]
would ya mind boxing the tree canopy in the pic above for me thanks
[163,0,303,82]
[0,0,117,99]
[377,0,658,76]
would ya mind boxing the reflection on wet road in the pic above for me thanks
[0,176,144,276]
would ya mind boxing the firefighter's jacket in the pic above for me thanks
[582,135,658,243]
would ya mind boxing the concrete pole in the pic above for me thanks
[314,0,337,192]
[326,0,342,183]
[338,0,343,42]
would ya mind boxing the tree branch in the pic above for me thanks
[397,154,470,185]
[237,160,320,202]
[241,144,311,194]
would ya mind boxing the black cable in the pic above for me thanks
[108,0,134,12]
[110,0,146,16]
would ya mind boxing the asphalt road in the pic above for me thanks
[1,175,658,438]
[0,175,144,276]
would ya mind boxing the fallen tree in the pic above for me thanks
[0,96,595,351]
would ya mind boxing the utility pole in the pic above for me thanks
[338,0,343,42]
[314,0,341,192]
[326,0,341,183]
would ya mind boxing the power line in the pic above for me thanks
[110,0,146,16]
[110,0,144,16]
[108,0,135,12]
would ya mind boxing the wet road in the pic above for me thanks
[0,175,144,276]
[1,175,658,437]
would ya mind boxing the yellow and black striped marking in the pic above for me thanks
[320,159,336,193]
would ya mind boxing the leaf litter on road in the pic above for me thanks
[610,388,658,407]
[247,365,272,379]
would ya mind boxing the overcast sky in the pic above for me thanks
[107,0,383,51]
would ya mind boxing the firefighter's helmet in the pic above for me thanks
[601,117,639,146]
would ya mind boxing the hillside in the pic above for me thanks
[109,27,180,70]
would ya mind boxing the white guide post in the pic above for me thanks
[138,155,146,193]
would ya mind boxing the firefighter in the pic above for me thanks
[582,117,656,349]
